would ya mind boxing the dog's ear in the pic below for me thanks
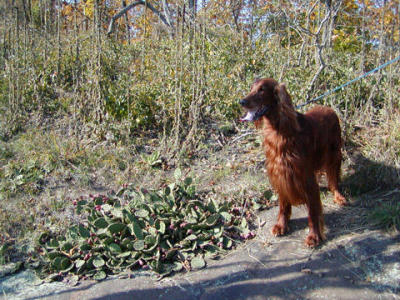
[274,83,300,131]
[274,83,294,107]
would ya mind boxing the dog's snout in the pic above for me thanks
[240,99,248,106]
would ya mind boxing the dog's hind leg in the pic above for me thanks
[304,177,325,247]
[326,150,347,206]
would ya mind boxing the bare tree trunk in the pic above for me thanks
[2,12,8,59]
[122,0,131,44]
[304,0,342,100]
[74,0,79,61]
[162,0,174,28]
[57,0,61,75]
[173,4,184,152]
[43,0,48,62]
[360,0,366,73]
[72,0,81,141]
[21,0,30,24]
[94,0,104,127]
[365,0,387,122]
[188,0,196,19]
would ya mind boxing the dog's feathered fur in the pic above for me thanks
[240,78,346,247]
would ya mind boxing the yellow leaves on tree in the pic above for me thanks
[82,0,95,18]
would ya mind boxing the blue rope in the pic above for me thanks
[296,55,400,109]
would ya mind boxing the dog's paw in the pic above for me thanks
[304,232,321,248]
[334,192,347,206]
[271,224,288,236]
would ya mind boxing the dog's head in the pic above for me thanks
[240,78,293,122]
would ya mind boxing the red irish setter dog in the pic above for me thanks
[240,78,346,247]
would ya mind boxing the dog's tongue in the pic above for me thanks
[240,111,256,122]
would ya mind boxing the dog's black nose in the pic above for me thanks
[240,99,247,106]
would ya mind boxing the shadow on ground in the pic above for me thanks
[342,151,400,197]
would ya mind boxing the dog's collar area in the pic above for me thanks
[254,105,270,120]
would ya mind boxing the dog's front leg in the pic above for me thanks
[271,195,291,236]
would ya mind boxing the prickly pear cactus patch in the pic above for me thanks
[36,170,257,281]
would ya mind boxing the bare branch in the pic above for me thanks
[295,0,343,99]
[107,0,172,36]
[161,0,174,27]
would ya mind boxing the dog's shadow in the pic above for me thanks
[329,152,399,239]
[341,152,400,196]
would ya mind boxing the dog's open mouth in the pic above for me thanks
[240,106,269,122]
